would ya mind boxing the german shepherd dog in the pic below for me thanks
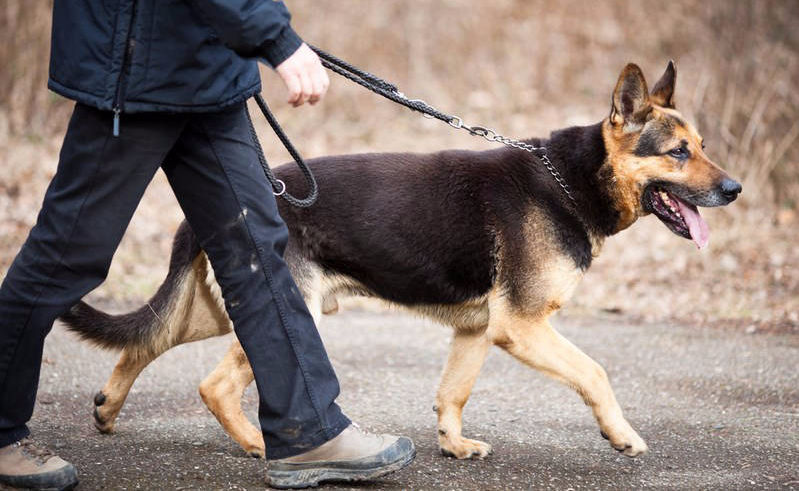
[61,62,741,460]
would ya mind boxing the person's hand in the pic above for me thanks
[275,43,329,107]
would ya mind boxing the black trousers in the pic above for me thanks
[0,103,349,458]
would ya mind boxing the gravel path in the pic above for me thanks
[18,310,799,490]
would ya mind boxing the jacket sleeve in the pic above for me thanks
[186,0,304,67]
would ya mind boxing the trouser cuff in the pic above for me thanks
[0,425,30,448]
[265,414,351,460]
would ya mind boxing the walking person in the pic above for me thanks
[0,1,415,489]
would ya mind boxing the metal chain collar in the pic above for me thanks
[311,46,577,207]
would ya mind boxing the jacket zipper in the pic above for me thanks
[112,0,138,137]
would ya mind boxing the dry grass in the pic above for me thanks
[1,0,797,325]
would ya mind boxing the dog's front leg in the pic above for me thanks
[435,329,493,459]
[490,309,647,457]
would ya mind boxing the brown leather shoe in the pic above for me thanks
[266,424,415,489]
[0,438,78,490]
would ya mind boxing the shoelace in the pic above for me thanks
[17,438,55,464]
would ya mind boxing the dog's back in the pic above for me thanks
[277,150,503,305]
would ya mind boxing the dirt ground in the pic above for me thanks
[15,308,799,490]
[1,2,796,489]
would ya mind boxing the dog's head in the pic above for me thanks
[602,61,741,248]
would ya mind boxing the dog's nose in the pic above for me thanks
[720,178,742,202]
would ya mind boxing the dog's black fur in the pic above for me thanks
[64,124,614,345]
[275,122,615,307]
[59,62,744,462]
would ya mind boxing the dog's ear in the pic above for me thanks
[610,63,651,129]
[650,60,676,108]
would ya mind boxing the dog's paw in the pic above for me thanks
[233,426,266,459]
[600,427,648,457]
[439,436,493,459]
[92,391,117,433]
[245,445,265,459]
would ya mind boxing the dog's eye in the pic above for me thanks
[668,147,690,160]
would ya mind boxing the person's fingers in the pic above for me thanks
[309,66,326,105]
[295,69,313,107]
[283,72,302,105]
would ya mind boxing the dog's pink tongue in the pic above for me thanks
[675,198,709,249]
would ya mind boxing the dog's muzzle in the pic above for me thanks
[719,178,742,204]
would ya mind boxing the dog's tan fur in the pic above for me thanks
[92,210,642,459]
[77,62,738,461]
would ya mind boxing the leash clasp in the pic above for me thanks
[272,179,286,196]
[465,125,497,142]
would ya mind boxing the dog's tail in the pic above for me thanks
[59,222,202,350]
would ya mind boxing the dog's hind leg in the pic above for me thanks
[93,253,234,434]
[488,300,648,457]
[92,348,156,433]
[196,264,265,457]
[198,257,328,458]
[198,340,264,457]
[435,329,493,459]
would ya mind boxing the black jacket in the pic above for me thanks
[48,0,303,114]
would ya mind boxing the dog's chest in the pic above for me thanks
[539,254,584,311]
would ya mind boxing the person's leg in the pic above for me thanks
[0,104,185,488]
[162,104,414,488]
[161,105,350,458]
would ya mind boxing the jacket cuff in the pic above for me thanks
[260,24,304,68]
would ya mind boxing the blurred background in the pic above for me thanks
[1,0,797,330]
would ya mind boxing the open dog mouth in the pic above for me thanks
[644,186,710,249]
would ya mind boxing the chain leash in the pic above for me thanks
[311,45,577,207]
[251,45,578,208]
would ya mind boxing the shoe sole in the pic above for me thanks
[0,484,79,491]
[266,438,416,489]
[0,463,78,491]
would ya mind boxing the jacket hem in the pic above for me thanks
[48,79,113,111]
[48,78,262,114]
